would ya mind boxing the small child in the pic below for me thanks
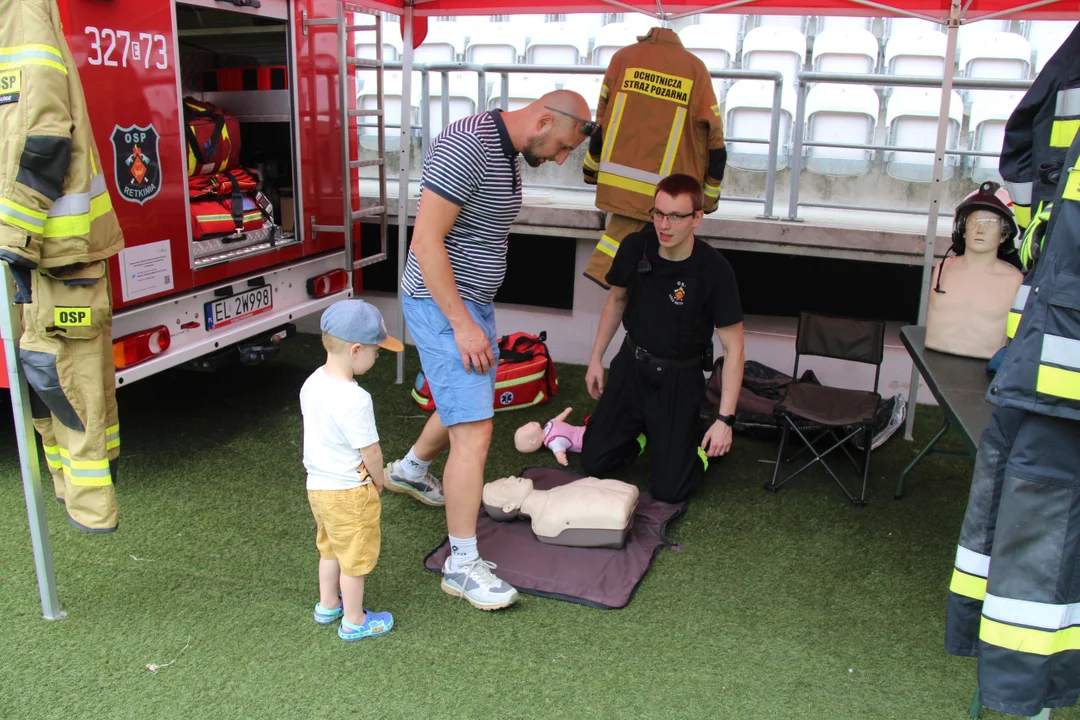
[300,299,402,641]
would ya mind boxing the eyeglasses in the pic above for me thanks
[544,105,599,136]
[649,208,697,224]
[969,218,1003,227]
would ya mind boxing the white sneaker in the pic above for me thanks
[440,557,520,610]
[384,460,445,506]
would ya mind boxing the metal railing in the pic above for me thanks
[357,62,785,217]
[355,59,1033,221]
[786,71,1033,221]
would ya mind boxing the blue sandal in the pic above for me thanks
[338,610,394,641]
[313,596,343,625]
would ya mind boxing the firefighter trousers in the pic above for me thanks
[945,405,1080,716]
[582,214,647,289]
[19,262,120,533]
[580,346,709,503]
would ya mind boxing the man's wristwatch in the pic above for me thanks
[717,413,736,427]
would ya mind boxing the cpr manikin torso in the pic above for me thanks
[925,209,1023,359]
[483,476,640,549]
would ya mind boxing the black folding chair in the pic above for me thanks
[764,312,887,507]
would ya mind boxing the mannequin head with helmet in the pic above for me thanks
[925,181,1024,359]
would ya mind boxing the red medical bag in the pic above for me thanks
[411,331,558,412]
[189,196,264,240]
[183,97,241,177]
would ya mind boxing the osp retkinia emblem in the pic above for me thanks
[111,124,162,204]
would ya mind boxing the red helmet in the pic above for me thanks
[950,180,1019,260]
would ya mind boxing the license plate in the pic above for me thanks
[205,285,273,330]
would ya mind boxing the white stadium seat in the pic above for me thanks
[566,13,608,34]
[677,25,736,102]
[724,79,795,171]
[755,15,808,34]
[465,23,526,64]
[427,71,481,135]
[506,14,550,29]
[525,22,589,65]
[619,13,661,37]
[803,84,881,176]
[560,74,605,116]
[591,23,647,66]
[812,28,879,74]
[884,17,941,38]
[957,18,1010,50]
[968,91,1023,184]
[884,86,964,182]
[1026,20,1076,74]
[884,30,947,76]
[816,16,873,34]
[487,73,558,111]
[741,25,807,96]
[412,21,466,63]
[960,32,1031,79]
[697,13,744,42]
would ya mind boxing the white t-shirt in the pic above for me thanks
[300,367,380,491]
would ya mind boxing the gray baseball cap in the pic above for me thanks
[320,299,403,352]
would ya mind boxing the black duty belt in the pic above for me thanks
[623,336,702,370]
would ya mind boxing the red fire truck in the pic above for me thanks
[1,0,390,388]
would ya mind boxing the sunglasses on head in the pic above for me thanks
[544,105,599,136]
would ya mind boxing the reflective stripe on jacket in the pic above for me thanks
[999,23,1080,234]
[990,130,1080,420]
[582,28,726,231]
[0,0,123,269]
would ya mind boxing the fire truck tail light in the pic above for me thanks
[307,269,349,298]
[113,326,172,369]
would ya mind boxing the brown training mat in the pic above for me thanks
[424,466,686,609]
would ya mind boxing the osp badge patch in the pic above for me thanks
[111,124,161,204]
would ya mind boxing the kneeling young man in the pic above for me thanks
[582,174,745,503]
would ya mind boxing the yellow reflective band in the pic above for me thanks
[0,44,67,74]
[704,182,721,199]
[980,617,1080,656]
[57,449,112,486]
[949,568,987,601]
[1050,119,1080,148]
[710,104,720,117]
[697,446,709,471]
[495,370,546,389]
[621,67,693,105]
[598,171,656,197]
[1013,203,1031,230]
[0,197,47,234]
[494,391,545,412]
[220,126,231,171]
[410,388,432,407]
[187,146,196,176]
[105,424,120,451]
[54,307,91,327]
[597,234,620,257]
[583,153,600,172]
[600,93,626,163]
[1037,364,1080,401]
[600,84,609,99]
[1064,167,1080,202]
[659,107,687,177]
[42,444,63,469]
[42,188,114,239]
[1006,311,1021,339]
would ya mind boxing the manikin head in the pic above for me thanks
[963,209,1006,256]
[514,421,546,453]
[482,476,535,520]
[950,181,1018,260]
[518,91,594,168]
[651,174,705,253]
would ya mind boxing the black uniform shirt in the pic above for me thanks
[606,227,743,358]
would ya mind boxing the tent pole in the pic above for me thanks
[396,3,414,386]
[903,0,961,441]
[1,268,64,620]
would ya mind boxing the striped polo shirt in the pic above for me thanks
[400,110,523,305]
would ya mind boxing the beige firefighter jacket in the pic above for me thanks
[582,28,727,222]
[0,0,122,271]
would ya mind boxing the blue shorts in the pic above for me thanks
[402,293,499,427]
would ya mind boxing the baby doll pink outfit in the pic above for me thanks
[544,419,585,454]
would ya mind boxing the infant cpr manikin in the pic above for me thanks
[482,476,640,549]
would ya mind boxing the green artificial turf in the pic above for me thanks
[0,334,1075,720]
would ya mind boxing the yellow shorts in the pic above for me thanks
[307,483,381,577]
